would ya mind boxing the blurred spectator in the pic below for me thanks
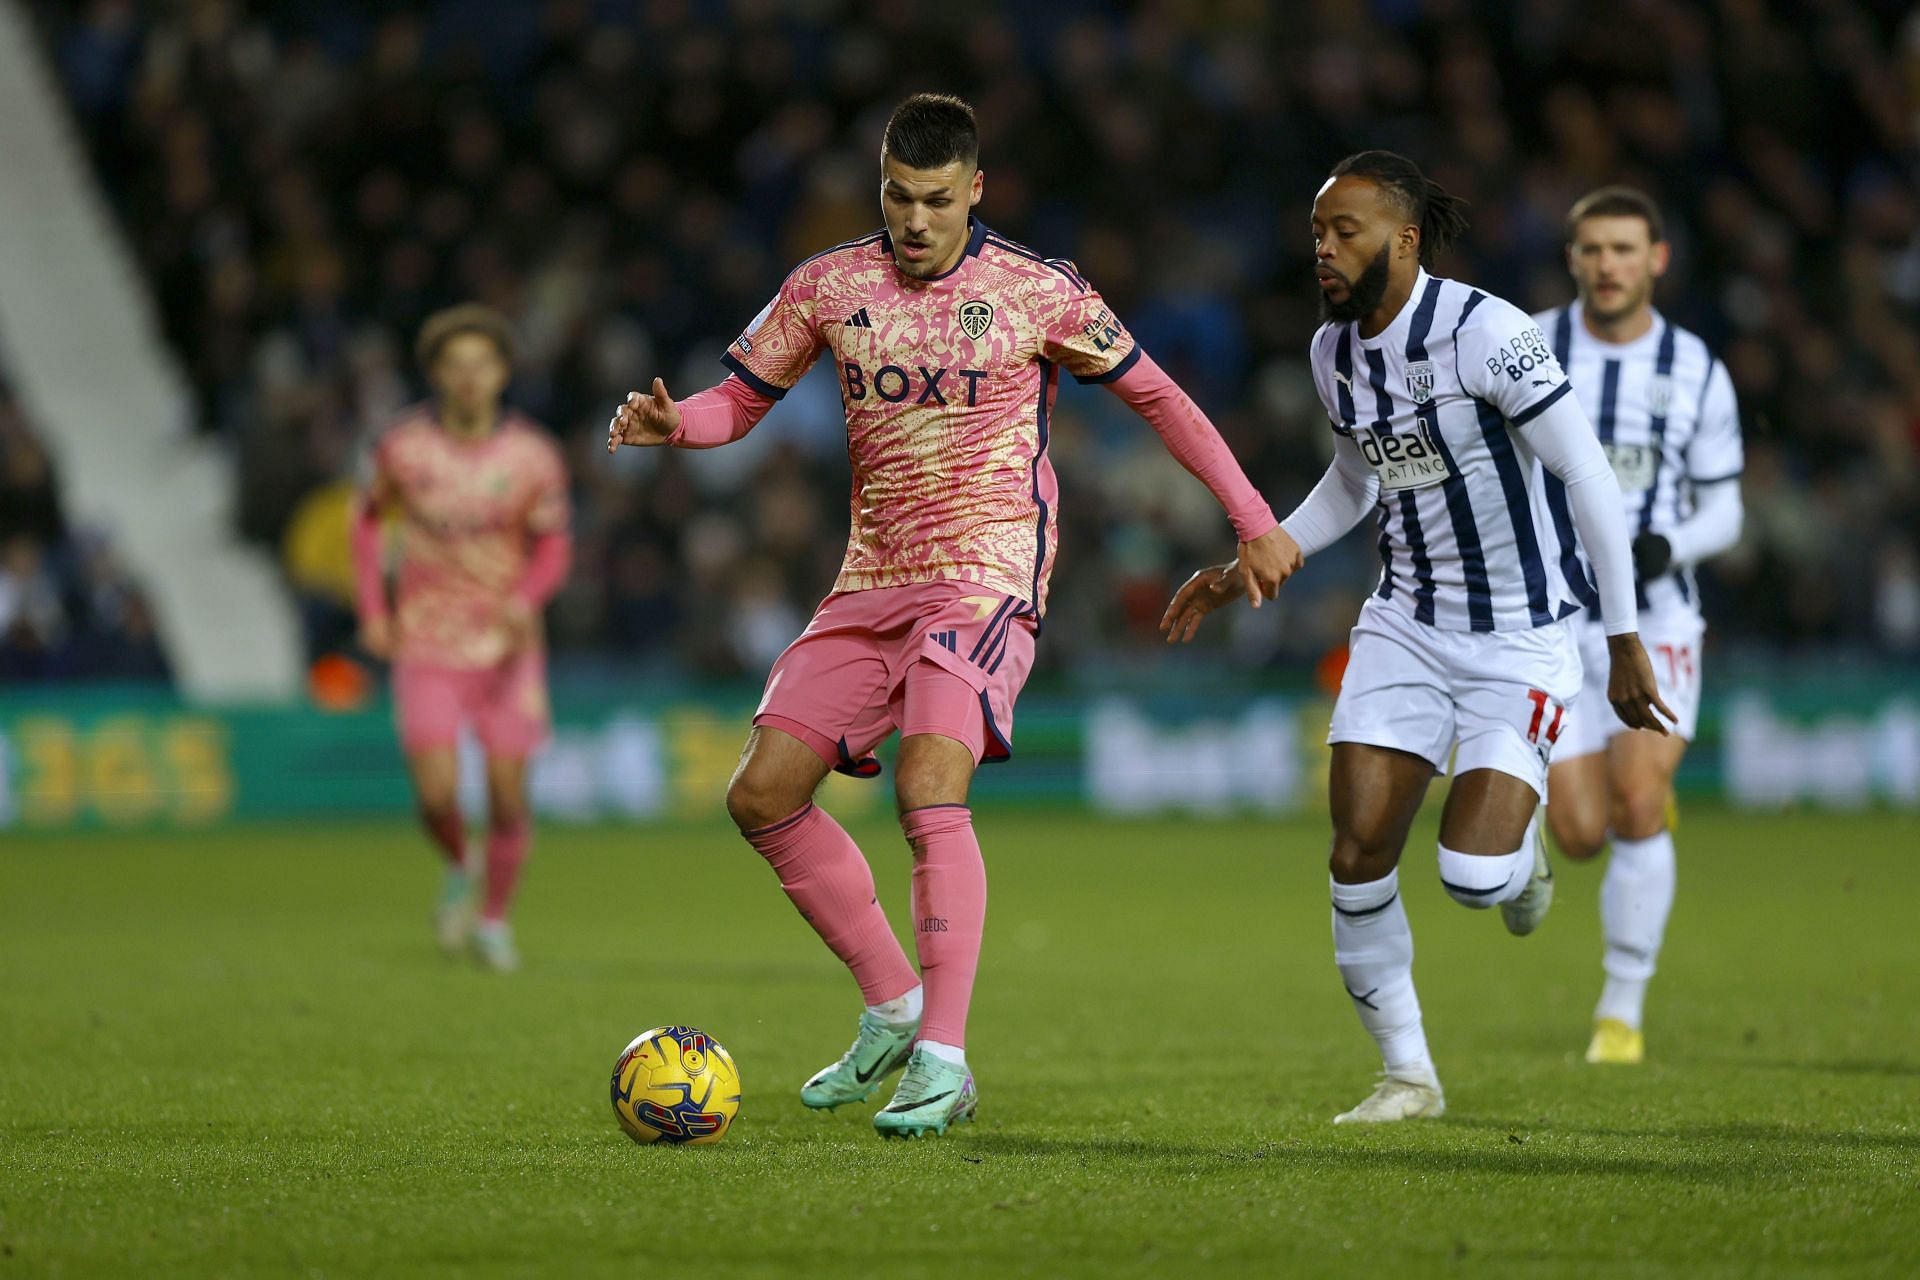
[28,0,1919,677]
[0,379,170,683]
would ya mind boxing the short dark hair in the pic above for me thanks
[1328,150,1471,268]
[882,93,978,171]
[1565,185,1665,244]
[415,303,517,370]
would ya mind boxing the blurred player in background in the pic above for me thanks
[352,305,571,972]
[609,93,1293,1137]
[1164,152,1672,1123]
[1537,188,1744,1065]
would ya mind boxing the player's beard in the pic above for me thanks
[1585,276,1651,323]
[1320,241,1392,323]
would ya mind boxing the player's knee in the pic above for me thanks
[487,793,528,832]
[415,792,459,833]
[893,763,964,813]
[725,766,799,834]
[1328,828,1399,884]
[892,739,972,813]
[1610,782,1668,841]
[1550,811,1607,862]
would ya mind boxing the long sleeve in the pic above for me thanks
[1664,479,1742,566]
[349,497,387,623]
[667,375,779,449]
[1522,392,1638,635]
[1279,436,1380,556]
[1104,351,1277,542]
[515,530,572,606]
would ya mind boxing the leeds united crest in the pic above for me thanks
[1405,360,1436,403]
[958,300,994,340]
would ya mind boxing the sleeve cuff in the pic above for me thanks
[1073,344,1144,385]
[719,352,787,401]
[1689,469,1743,484]
[1232,506,1280,544]
[1509,380,1571,425]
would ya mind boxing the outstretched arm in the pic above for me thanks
[1105,352,1276,540]
[1523,392,1674,733]
[606,375,777,452]
[1105,352,1300,603]
[1158,437,1376,643]
[1279,435,1379,555]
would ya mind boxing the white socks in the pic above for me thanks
[1436,831,1532,909]
[917,1040,967,1068]
[1596,830,1676,1029]
[1331,871,1437,1087]
[868,984,924,1027]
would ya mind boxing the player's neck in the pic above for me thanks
[1579,302,1654,346]
[439,406,501,440]
[1359,271,1419,340]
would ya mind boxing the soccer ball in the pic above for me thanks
[609,1025,742,1146]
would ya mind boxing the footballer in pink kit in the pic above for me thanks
[609,95,1293,1137]
[352,305,571,972]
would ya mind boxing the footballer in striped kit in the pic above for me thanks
[1165,151,1674,1124]
[1535,187,1745,1067]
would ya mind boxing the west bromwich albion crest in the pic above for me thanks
[1647,373,1673,417]
[1405,360,1436,404]
[958,300,994,341]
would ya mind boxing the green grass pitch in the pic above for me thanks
[4,806,1916,1277]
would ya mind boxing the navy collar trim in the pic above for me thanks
[880,218,989,282]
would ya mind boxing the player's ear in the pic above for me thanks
[1401,223,1420,261]
[969,168,984,209]
[1649,239,1671,280]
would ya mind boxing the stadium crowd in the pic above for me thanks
[0,373,172,682]
[32,0,1920,683]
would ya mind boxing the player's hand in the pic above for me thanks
[359,614,393,661]
[1160,561,1247,644]
[501,597,538,653]
[1607,632,1677,735]
[1631,532,1673,579]
[1236,526,1304,609]
[606,378,680,452]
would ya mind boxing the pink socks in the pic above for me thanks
[901,804,986,1049]
[745,803,919,1005]
[481,817,530,923]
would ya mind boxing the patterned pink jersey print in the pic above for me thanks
[369,408,570,669]
[723,221,1138,613]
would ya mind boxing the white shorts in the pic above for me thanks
[1328,596,1583,800]
[1557,607,1706,760]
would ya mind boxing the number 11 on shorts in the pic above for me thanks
[1525,688,1565,746]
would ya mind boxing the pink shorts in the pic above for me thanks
[754,582,1040,775]
[393,652,551,758]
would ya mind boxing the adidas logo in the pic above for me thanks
[846,307,872,329]
[930,629,958,652]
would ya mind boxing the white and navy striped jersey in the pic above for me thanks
[1535,302,1743,616]
[1309,269,1594,632]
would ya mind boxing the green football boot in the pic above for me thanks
[799,1011,919,1110]
[470,918,520,972]
[872,1048,977,1139]
[435,865,475,955]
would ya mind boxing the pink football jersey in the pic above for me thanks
[723,221,1138,613]
[369,408,569,669]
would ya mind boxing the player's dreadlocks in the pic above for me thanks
[1330,151,1471,268]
